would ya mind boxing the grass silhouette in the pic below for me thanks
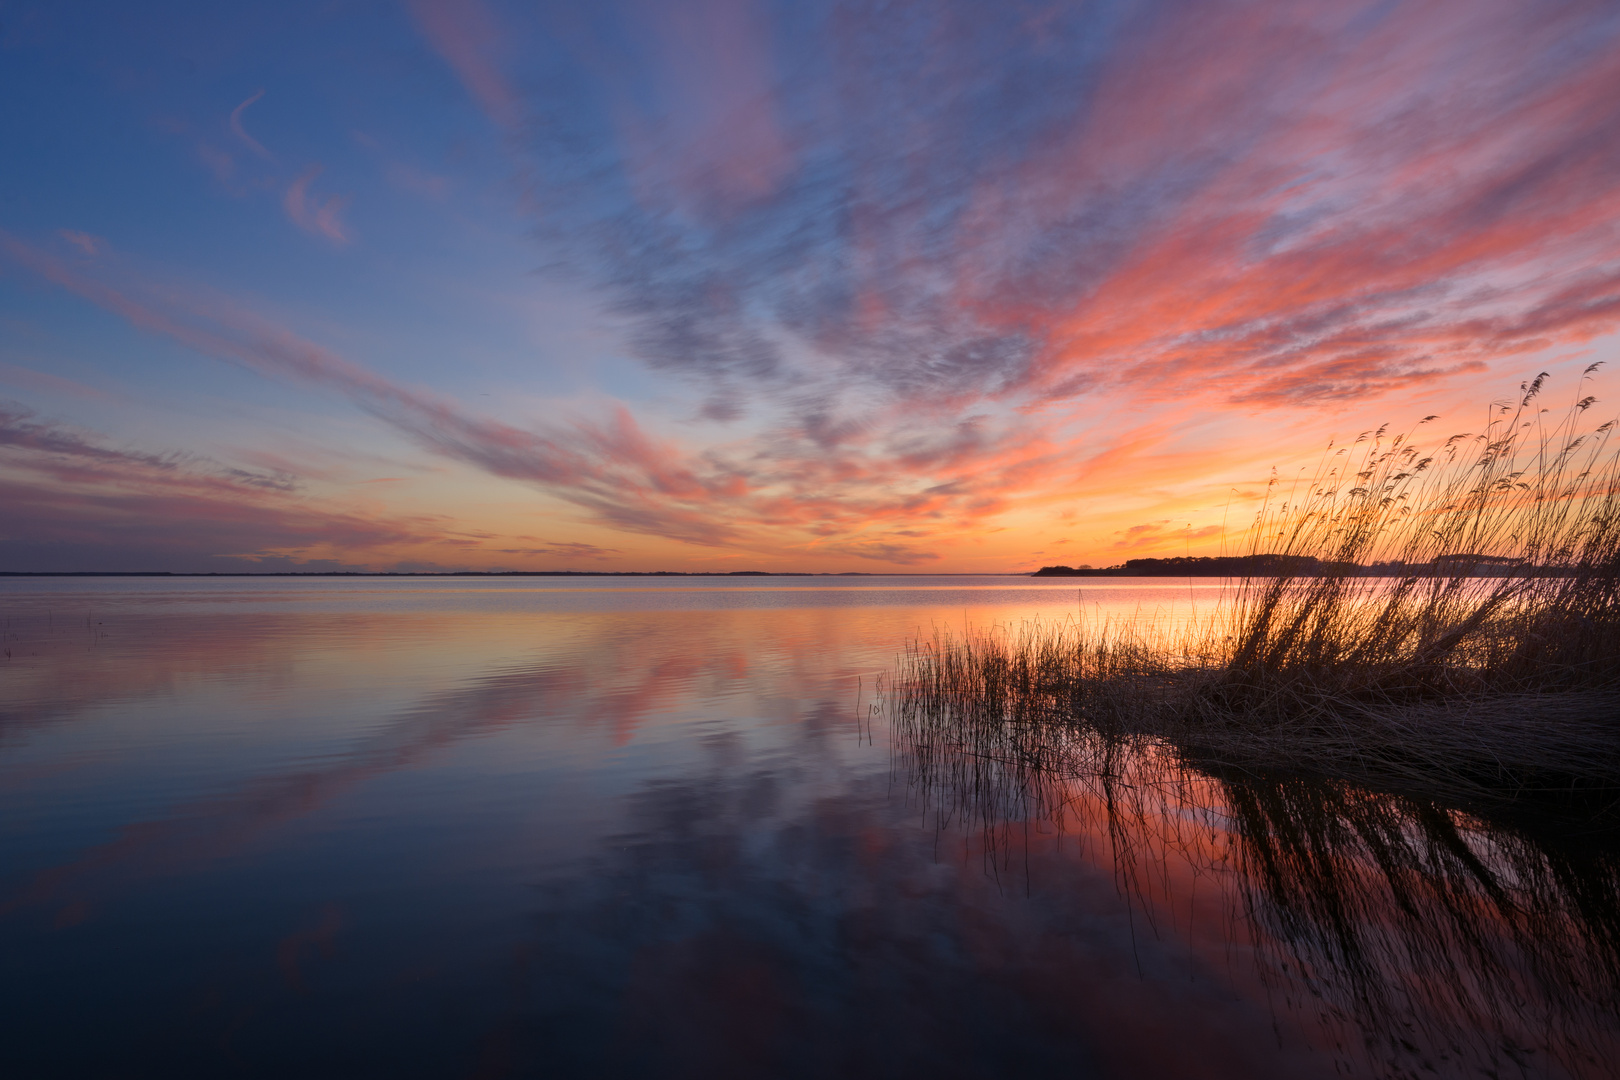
[898,370,1620,817]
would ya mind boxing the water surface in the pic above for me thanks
[2,577,1615,1078]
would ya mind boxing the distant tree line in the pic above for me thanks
[1032,554,1540,577]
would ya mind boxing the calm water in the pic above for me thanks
[1,576,1615,1079]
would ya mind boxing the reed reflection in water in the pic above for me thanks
[892,686,1620,1078]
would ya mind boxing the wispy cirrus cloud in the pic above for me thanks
[0,362,119,403]
[405,0,522,130]
[283,165,351,245]
[56,229,102,256]
[496,540,618,559]
[10,0,1620,571]
[228,88,273,160]
[0,400,443,571]
[415,0,1620,426]
[0,400,183,475]
[818,539,939,566]
[1,230,1100,559]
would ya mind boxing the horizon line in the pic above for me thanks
[0,570,1030,578]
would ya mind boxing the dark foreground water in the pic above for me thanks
[1,577,1616,1079]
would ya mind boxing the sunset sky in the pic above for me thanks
[3,0,1618,572]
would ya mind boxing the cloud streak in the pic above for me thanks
[0,399,447,570]
[416,0,1620,423]
[283,165,351,244]
[2,231,1104,560]
[228,88,273,160]
[406,0,522,130]
[8,1,1620,569]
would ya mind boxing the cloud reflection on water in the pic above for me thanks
[1,579,1615,1077]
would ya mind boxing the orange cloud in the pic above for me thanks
[1110,522,1224,553]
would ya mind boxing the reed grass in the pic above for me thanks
[896,371,1620,815]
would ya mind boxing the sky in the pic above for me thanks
[2,0,1619,573]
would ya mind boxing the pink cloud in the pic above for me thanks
[195,141,235,184]
[937,0,1620,411]
[0,362,118,402]
[56,230,102,256]
[12,223,1589,571]
[283,165,352,245]
[0,400,455,569]
[616,0,794,214]
[386,162,451,200]
[406,0,522,130]
[228,88,273,159]
[3,231,1065,555]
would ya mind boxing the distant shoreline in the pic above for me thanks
[1033,554,1538,578]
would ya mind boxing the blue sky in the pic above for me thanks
[3,0,1619,571]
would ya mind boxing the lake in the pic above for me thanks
[2,576,1615,1078]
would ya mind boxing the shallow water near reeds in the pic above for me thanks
[1,575,1616,1079]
